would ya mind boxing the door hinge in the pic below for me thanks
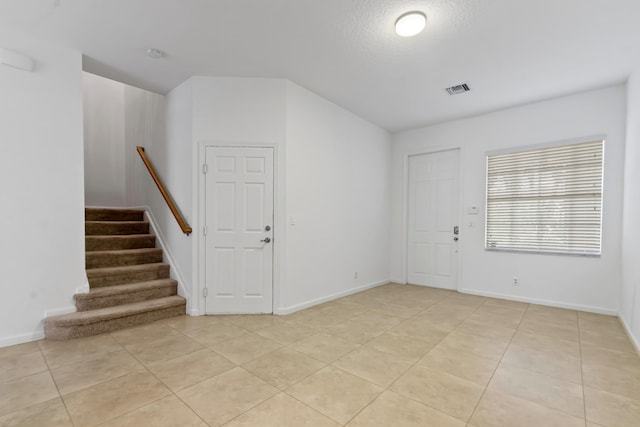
[203,288,208,297]
[202,164,208,174]
[203,226,208,236]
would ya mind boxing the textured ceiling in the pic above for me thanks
[1,0,640,131]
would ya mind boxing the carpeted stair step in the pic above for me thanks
[86,248,163,269]
[86,235,156,251]
[85,221,150,236]
[85,208,145,222]
[87,263,170,288]
[44,296,186,340]
[75,279,178,311]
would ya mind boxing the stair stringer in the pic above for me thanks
[137,207,195,315]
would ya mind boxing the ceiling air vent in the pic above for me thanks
[445,83,470,95]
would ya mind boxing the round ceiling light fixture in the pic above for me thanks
[395,11,426,37]
[145,48,163,59]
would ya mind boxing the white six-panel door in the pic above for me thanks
[204,146,274,313]
[407,149,460,290]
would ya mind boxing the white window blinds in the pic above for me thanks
[485,140,604,255]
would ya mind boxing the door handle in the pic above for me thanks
[453,236,459,241]
[260,237,271,243]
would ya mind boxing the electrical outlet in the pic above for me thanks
[513,277,519,286]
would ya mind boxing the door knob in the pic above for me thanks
[260,237,271,243]
[453,236,459,241]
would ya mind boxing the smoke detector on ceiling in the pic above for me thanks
[445,83,470,95]
[145,48,163,59]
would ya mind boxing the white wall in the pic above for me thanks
[190,77,287,315]
[282,82,391,311]
[0,28,85,346]
[83,72,195,310]
[621,70,640,348]
[162,76,391,314]
[192,77,287,144]
[151,78,194,309]
[83,72,165,208]
[391,85,626,314]
[124,83,166,207]
[83,72,127,206]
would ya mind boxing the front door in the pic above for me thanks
[407,149,460,290]
[204,146,274,313]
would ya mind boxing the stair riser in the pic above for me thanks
[85,209,144,221]
[87,266,170,287]
[86,222,150,235]
[44,303,186,340]
[86,250,163,269]
[44,208,186,341]
[86,236,156,251]
[76,284,178,311]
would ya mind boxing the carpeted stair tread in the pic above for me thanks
[44,296,186,340]
[87,263,170,288]
[45,207,186,340]
[85,247,163,269]
[86,235,156,251]
[85,208,145,221]
[47,296,185,325]
[75,279,178,311]
[86,221,150,235]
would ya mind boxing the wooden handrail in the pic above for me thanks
[136,146,192,235]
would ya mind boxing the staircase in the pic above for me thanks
[44,208,186,340]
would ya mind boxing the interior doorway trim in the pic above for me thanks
[196,140,283,316]
[401,147,463,290]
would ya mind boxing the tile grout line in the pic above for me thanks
[158,322,255,427]
[37,345,78,427]
[165,321,293,426]
[283,304,399,425]
[201,319,328,426]
[464,300,529,424]
[111,329,212,426]
[342,293,488,425]
[577,315,589,427]
[282,292,444,425]
[162,321,246,427]
[6,286,639,426]
[299,296,424,425]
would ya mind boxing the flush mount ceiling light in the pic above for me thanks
[395,11,426,37]
[145,48,163,59]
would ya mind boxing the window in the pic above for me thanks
[485,140,604,255]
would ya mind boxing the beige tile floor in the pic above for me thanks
[1,283,640,426]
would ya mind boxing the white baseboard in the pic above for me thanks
[143,207,191,312]
[619,315,640,357]
[0,331,45,348]
[459,288,618,315]
[274,280,389,315]
[389,277,404,284]
[189,308,201,316]
[1,304,76,348]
